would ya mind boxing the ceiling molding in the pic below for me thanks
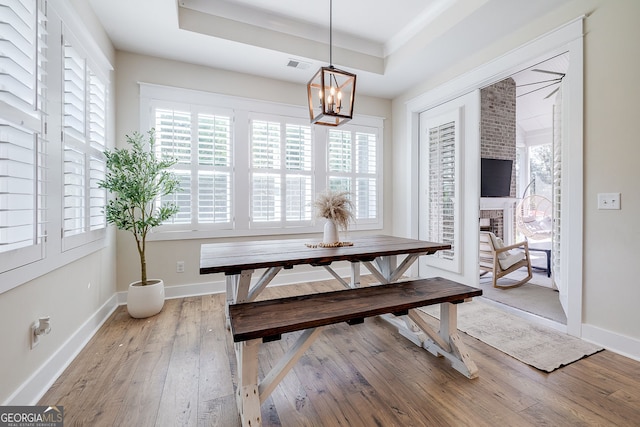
[177,6,385,75]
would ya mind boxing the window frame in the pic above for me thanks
[0,0,114,293]
[139,83,384,241]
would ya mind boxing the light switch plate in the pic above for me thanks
[597,192,621,210]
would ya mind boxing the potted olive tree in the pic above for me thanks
[99,129,180,318]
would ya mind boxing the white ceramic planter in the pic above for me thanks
[127,279,165,318]
[323,219,339,244]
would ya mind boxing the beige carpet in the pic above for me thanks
[419,299,603,373]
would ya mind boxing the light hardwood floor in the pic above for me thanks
[40,279,640,426]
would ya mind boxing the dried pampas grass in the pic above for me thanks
[313,189,354,231]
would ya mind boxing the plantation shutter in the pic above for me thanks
[197,113,232,224]
[284,124,312,222]
[355,132,376,220]
[88,72,106,230]
[62,38,85,237]
[155,108,192,224]
[0,0,47,271]
[62,32,108,245]
[249,118,313,226]
[328,128,378,222]
[0,125,43,251]
[552,89,562,285]
[427,121,456,261]
[328,129,352,194]
[0,0,39,124]
[153,105,234,229]
[250,120,282,223]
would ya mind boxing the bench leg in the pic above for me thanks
[398,303,478,378]
[236,339,261,427]
[439,303,478,378]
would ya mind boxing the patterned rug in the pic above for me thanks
[419,299,603,372]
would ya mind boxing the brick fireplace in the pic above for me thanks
[480,78,517,243]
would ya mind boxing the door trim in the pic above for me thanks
[406,17,584,336]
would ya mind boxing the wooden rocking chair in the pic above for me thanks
[479,231,532,289]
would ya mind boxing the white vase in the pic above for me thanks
[323,219,339,244]
[127,279,165,318]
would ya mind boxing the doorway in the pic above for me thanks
[408,18,584,336]
[477,53,568,325]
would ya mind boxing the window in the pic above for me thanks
[140,84,383,239]
[250,117,313,227]
[328,128,378,222]
[1,0,113,292]
[154,105,233,230]
[0,0,47,273]
[61,32,107,250]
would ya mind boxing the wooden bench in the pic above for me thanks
[229,277,482,342]
[229,277,482,427]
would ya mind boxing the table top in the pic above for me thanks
[200,234,450,275]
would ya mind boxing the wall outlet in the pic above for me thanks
[176,261,185,273]
[597,192,621,210]
[31,316,51,349]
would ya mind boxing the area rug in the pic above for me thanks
[419,299,603,373]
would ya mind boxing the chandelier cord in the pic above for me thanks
[329,0,333,67]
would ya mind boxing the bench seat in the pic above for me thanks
[229,277,482,342]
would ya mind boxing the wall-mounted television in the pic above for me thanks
[481,158,513,197]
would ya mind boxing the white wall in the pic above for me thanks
[391,0,640,357]
[114,51,393,293]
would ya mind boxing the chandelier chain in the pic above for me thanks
[329,0,333,66]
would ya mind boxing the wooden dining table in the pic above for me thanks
[200,234,449,322]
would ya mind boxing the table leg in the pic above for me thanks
[546,250,551,277]
[350,262,361,288]
[225,276,236,328]
[226,270,255,328]
[235,270,255,303]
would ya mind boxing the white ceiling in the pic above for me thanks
[87,0,573,100]
[511,52,569,133]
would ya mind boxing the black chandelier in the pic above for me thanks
[306,0,356,126]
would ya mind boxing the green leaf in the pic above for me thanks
[98,129,181,284]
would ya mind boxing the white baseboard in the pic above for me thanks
[4,294,119,406]
[481,297,640,361]
[582,324,640,362]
